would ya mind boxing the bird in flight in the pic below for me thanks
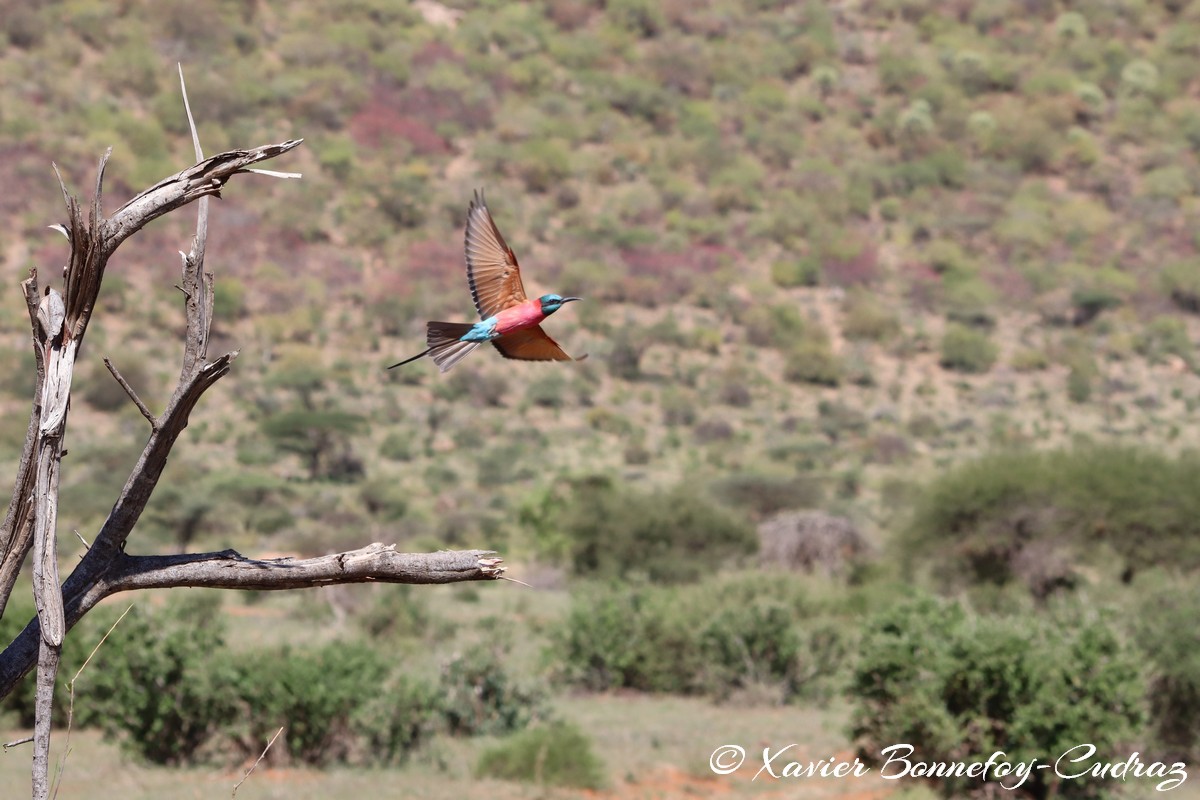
[390,190,585,373]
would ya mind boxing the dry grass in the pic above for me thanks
[0,697,910,800]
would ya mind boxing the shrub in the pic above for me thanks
[558,477,757,583]
[711,472,823,516]
[439,643,545,736]
[1120,59,1160,97]
[229,641,391,765]
[359,476,408,520]
[0,599,122,728]
[606,0,665,38]
[1010,348,1050,372]
[849,597,1145,799]
[526,372,567,408]
[842,290,902,341]
[476,722,607,789]
[1135,316,1194,367]
[1054,11,1089,41]
[771,256,821,288]
[607,333,646,380]
[939,324,997,373]
[379,430,415,461]
[699,601,804,696]
[1161,259,1200,313]
[514,138,572,193]
[552,576,848,702]
[551,585,702,693]
[784,339,842,386]
[744,302,809,349]
[357,586,432,640]
[372,164,431,228]
[83,595,237,765]
[1133,577,1200,762]
[903,446,1200,592]
[943,278,996,329]
[351,674,439,765]
[1067,361,1093,403]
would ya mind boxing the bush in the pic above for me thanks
[744,302,810,349]
[0,599,122,728]
[1161,259,1200,313]
[360,476,408,520]
[903,446,1200,593]
[842,290,902,341]
[1136,316,1194,367]
[439,643,545,736]
[557,478,757,583]
[551,584,702,693]
[850,597,1145,799]
[771,256,821,288]
[711,472,823,516]
[552,575,849,702]
[357,586,433,640]
[784,339,842,386]
[379,430,415,461]
[352,674,439,765]
[939,324,997,373]
[526,372,568,408]
[1133,577,1200,762]
[698,599,802,693]
[229,641,391,765]
[84,595,237,765]
[476,722,607,789]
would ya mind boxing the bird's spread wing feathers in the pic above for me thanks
[491,326,580,362]
[465,190,527,320]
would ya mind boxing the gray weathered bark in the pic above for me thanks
[0,96,507,797]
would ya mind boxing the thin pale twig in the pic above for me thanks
[3,736,33,751]
[71,603,134,685]
[50,604,134,800]
[232,726,285,797]
[178,64,203,163]
[246,168,302,179]
[102,357,156,429]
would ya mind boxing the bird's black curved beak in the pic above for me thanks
[562,297,582,303]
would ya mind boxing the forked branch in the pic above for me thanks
[0,74,509,800]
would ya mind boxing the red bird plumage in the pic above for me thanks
[390,191,584,373]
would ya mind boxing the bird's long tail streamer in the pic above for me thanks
[426,321,480,372]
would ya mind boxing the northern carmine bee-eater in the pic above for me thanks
[389,190,584,373]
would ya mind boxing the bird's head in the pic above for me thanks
[539,293,581,316]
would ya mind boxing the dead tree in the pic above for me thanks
[0,79,506,798]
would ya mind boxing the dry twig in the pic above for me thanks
[231,726,285,797]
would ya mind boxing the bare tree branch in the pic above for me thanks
[52,603,134,799]
[106,546,507,591]
[232,725,284,798]
[10,135,300,797]
[102,140,302,262]
[0,274,49,616]
[102,357,157,429]
[0,68,509,796]
[32,641,58,800]
[0,547,505,700]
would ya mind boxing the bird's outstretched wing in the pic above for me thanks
[492,326,582,362]
[465,190,527,320]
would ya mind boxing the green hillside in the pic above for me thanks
[3,0,1200,557]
